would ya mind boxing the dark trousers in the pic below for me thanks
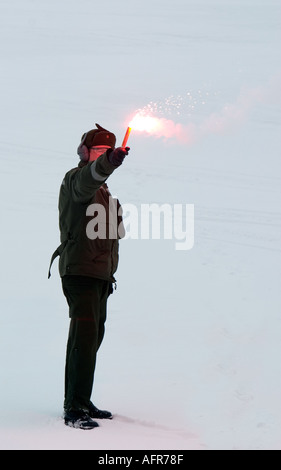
[62,275,111,412]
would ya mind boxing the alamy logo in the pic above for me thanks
[86,197,194,251]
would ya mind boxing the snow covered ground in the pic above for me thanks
[0,0,280,450]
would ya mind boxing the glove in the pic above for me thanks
[108,147,130,167]
[77,132,90,162]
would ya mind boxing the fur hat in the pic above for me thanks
[81,123,116,149]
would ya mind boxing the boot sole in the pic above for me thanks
[65,419,99,430]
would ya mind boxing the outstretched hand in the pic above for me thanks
[108,147,130,167]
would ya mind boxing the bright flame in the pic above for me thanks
[128,111,193,144]
[124,74,280,145]
[129,112,161,134]
[126,78,277,146]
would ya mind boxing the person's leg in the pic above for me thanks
[62,276,109,412]
[64,317,98,411]
[97,280,111,351]
[87,280,113,420]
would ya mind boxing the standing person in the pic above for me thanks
[49,124,129,430]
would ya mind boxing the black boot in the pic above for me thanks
[89,402,113,419]
[64,409,99,430]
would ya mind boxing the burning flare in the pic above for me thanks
[124,78,279,147]
[129,112,162,134]
[128,111,192,144]
[121,126,131,147]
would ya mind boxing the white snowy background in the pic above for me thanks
[0,0,280,450]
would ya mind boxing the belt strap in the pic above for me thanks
[48,240,68,279]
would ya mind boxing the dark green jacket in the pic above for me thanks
[49,151,124,282]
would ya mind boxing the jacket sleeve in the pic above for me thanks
[65,151,117,203]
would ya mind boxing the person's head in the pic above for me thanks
[78,124,116,163]
[88,145,111,162]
